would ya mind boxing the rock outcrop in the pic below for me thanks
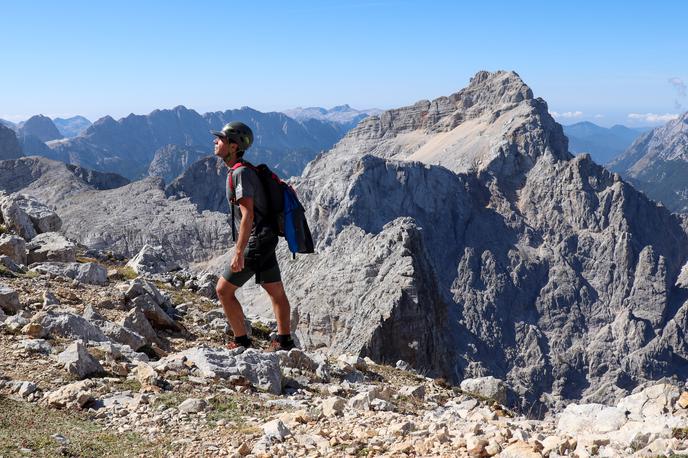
[609,111,688,213]
[147,144,209,184]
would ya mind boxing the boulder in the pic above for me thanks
[44,379,97,408]
[156,346,282,394]
[0,284,21,313]
[26,233,76,263]
[0,308,6,323]
[196,272,219,299]
[557,403,628,435]
[0,255,24,273]
[0,234,27,265]
[120,307,159,346]
[178,398,207,413]
[16,338,53,354]
[322,397,345,417]
[460,376,508,404]
[57,341,104,379]
[262,419,291,442]
[132,362,161,386]
[13,194,62,233]
[0,193,37,240]
[617,383,680,419]
[30,262,107,285]
[31,309,109,342]
[130,294,178,330]
[126,244,179,275]
[0,193,61,240]
[98,320,147,351]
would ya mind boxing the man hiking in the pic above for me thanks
[213,121,296,351]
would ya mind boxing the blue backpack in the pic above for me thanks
[228,161,315,258]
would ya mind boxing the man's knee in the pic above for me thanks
[216,278,238,299]
[262,281,287,301]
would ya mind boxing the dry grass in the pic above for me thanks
[0,396,163,457]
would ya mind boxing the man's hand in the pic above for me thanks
[231,251,245,272]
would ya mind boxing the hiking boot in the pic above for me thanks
[226,340,252,350]
[267,338,295,352]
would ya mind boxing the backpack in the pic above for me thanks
[228,161,315,258]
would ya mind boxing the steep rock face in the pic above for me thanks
[148,144,209,184]
[0,124,22,160]
[240,71,688,408]
[18,115,63,142]
[609,112,688,213]
[165,156,228,213]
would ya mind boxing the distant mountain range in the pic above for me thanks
[15,106,353,180]
[609,112,688,213]
[282,104,382,130]
[562,121,649,165]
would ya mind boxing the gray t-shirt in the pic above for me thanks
[227,162,271,236]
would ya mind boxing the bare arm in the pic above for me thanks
[231,196,254,272]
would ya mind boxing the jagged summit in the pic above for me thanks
[317,70,569,179]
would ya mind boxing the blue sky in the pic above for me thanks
[1,0,686,127]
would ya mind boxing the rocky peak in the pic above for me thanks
[609,110,688,212]
[307,70,569,189]
[18,115,63,142]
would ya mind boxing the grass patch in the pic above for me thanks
[112,378,142,393]
[0,264,17,278]
[251,321,272,340]
[76,256,99,264]
[207,394,241,424]
[152,392,185,410]
[21,270,40,279]
[115,266,138,281]
[0,396,161,457]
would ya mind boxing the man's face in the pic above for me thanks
[214,136,234,159]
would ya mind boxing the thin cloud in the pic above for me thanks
[551,111,583,119]
[628,113,679,124]
[669,77,687,97]
[594,114,604,118]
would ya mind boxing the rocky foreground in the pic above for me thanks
[0,213,687,457]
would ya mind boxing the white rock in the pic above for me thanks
[178,398,207,413]
[57,341,104,379]
[0,233,27,265]
[557,403,627,435]
[26,232,76,263]
[460,376,508,404]
[322,397,345,417]
[126,244,179,275]
[617,383,680,419]
[262,419,291,442]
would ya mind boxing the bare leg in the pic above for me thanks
[261,281,291,335]
[216,277,248,337]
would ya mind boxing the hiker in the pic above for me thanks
[212,122,295,351]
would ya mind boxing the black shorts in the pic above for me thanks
[223,229,281,287]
